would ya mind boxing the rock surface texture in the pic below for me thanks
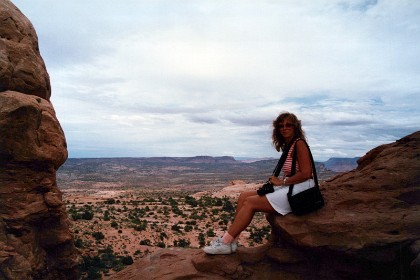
[0,1,79,279]
[110,131,420,280]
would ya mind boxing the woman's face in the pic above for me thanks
[279,118,295,141]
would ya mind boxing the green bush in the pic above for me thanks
[174,239,190,248]
[185,195,198,207]
[140,239,151,246]
[171,224,181,232]
[206,229,215,237]
[121,256,134,265]
[198,233,206,247]
[104,198,116,204]
[92,232,105,240]
[111,221,118,229]
[74,238,84,248]
[156,241,166,248]
[82,210,94,220]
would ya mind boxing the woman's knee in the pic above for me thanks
[238,191,253,203]
[242,197,256,211]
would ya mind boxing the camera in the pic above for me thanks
[257,180,274,196]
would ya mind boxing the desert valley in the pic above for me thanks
[58,156,353,278]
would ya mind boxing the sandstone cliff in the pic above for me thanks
[0,1,79,279]
[110,131,420,280]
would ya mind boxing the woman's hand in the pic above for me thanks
[269,176,283,186]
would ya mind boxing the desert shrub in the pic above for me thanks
[80,256,103,279]
[206,229,215,237]
[198,233,206,247]
[160,232,168,240]
[103,215,110,221]
[174,239,190,248]
[186,220,197,225]
[140,239,151,246]
[198,196,213,207]
[69,204,95,220]
[218,220,227,225]
[104,198,115,204]
[81,210,94,220]
[86,266,101,279]
[249,225,271,243]
[132,219,147,231]
[110,221,118,229]
[74,238,84,248]
[71,213,81,220]
[171,223,181,232]
[156,241,166,248]
[212,209,219,215]
[92,232,105,240]
[79,246,134,279]
[171,205,183,215]
[168,197,178,206]
[185,195,198,207]
[200,212,207,219]
[222,198,235,213]
[214,197,223,206]
[121,256,134,265]
[184,225,193,232]
[189,212,200,220]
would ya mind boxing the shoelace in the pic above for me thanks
[211,238,222,248]
[210,238,233,253]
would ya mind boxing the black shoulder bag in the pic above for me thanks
[287,140,325,215]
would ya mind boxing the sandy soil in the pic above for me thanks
[63,180,269,262]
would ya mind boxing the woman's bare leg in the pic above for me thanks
[235,190,258,217]
[228,194,276,238]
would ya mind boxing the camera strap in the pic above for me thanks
[272,141,293,177]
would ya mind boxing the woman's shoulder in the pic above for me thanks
[294,138,310,150]
[293,137,307,145]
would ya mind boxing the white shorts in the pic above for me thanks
[266,179,315,215]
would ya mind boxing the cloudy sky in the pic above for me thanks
[13,0,420,161]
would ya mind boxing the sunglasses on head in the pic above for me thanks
[279,123,294,129]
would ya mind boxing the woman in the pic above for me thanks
[203,112,314,255]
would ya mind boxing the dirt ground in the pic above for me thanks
[63,180,270,261]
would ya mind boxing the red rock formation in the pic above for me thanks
[266,131,420,279]
[0,1,79,279]
[0,0,51,100]
[110,132,420,280]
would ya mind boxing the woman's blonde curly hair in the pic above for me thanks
[272,112,306,152]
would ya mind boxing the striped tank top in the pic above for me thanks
[282,139,300,176]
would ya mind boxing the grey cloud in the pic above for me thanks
[187,115,220,124]
[12,0,420,160]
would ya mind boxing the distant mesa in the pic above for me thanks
[137,155,238,164]
[323,157,359,172]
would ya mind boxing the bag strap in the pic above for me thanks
[272,141,293,177]
[287,139,319,196]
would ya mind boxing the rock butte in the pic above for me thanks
[1,1,78,279]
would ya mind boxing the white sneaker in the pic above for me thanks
[232,242,238,252]
[203,237,235,255]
